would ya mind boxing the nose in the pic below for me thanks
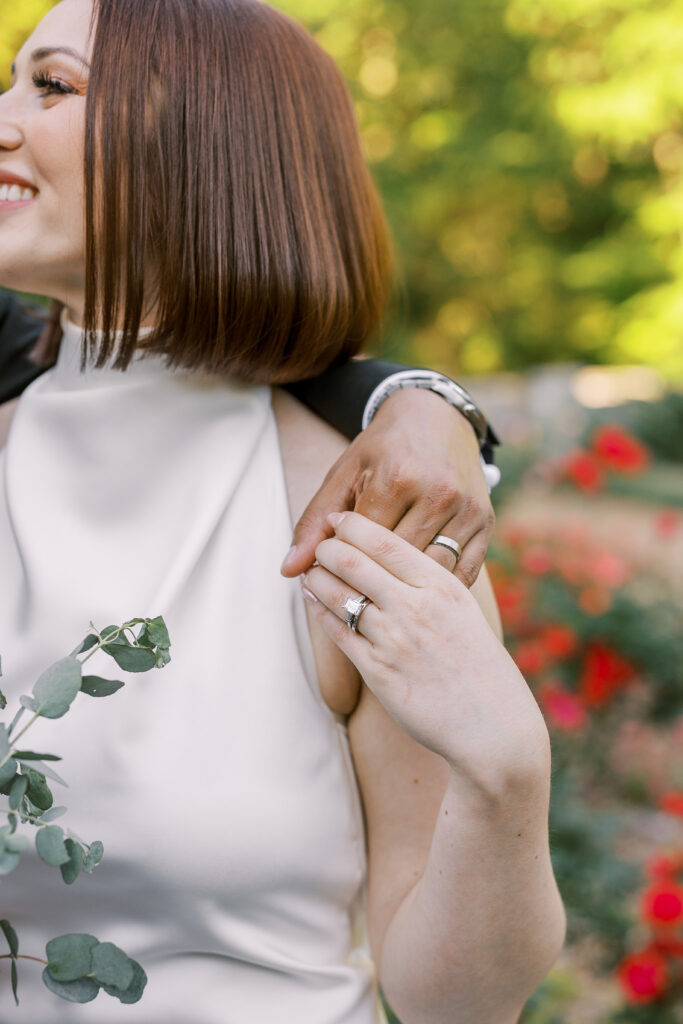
[0,88,23,151]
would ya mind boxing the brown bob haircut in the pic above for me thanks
[77,0,393,383]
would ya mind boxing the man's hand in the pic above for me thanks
[281,388,495,588]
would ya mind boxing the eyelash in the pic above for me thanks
[31,70,76,97]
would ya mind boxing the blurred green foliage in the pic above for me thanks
[2,0,682,380]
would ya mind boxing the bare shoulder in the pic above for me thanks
[271,388,362,716]
[271,388,348,516]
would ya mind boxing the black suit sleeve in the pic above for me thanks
[285,359,410,443]
[0,292,45,403]
[0,290,498,459]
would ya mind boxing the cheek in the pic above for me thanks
[33,106,86,219]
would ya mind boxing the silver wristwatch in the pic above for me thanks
[362,369,496,450]
[361,369,501,489]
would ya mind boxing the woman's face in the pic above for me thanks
[0,0,93,316]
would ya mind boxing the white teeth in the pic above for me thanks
[0,183,36,202]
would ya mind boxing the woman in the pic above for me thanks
[0,1,566,1021]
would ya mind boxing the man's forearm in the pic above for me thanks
[379,762,566,1024]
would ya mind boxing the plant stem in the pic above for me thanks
[0,627,121,769]
[5,711,40,754]
[0,804,50,826]
[0,953,48,964]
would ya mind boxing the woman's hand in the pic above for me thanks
[282,389,495,589]
[301,511,548,791]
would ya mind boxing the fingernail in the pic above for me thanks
[281,545,297,572]
[327,512,347,530]
[300,580,319,604]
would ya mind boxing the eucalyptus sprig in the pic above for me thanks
[0,616,171,1006]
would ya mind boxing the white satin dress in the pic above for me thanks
[0,316,385,1023]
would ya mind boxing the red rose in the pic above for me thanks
[493,579,529,629]
[521,546,554,575]
[660,791,683,818]
[646,853,683,879]
[539,684,587,731]
[564,450,603,492]
[590,552,630,588]
[541,624,577,659]
[514,639,549,675]
[617,948,668,1003]
[593,424,650,474]
[652,935,683,958]
[654,509,680,539]
[579,643,635,707]
[641,882,683,927]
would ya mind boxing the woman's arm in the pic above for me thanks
[302,515,566,1024]
[274,391,564,1023]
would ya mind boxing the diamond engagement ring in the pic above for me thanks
[430,534,462,562]
[342,594,371,632]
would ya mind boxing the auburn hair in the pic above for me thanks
[80,0,393,383]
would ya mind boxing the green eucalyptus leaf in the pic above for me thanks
[7,705,25,735]
[0,724,10,759]
[60,838,84,885]
[135,626,151,648]
[41,805,67,823]
[46,933,99,982]
[0,918,18,956]
[25,759,68,787]
[8,774,27,810]
[25,768,53,811]
[91,942,134,990]
[145,616,170,650]
[14,751,62,761]
[155,648,171,668]
[10,958,18,1005]
[100,625,122,641]
[83,840,104,873]
[42,968,100,1003]
[0,849,21,875]
[4,833,28,853]
[80,675,125,698]
[0,758,18,788]
[0,690,5,711]
[100,960,147,1004]
[32,657,82,719]
[101,643,156,673]
[36,825,70,867]
[74,633,99,655]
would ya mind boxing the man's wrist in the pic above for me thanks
[362,369,500,470]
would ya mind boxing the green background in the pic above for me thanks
[3,0,682,381]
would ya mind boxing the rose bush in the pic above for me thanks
[490,424,683,1022]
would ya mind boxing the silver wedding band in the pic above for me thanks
[430,534,462,563]
[342,594,371,632]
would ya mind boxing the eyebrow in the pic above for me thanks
[11,46,90,78]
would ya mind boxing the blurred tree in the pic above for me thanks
[0,0,52,85]
[1,0,681,380]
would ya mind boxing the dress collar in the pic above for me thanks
[51,310,170,391]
